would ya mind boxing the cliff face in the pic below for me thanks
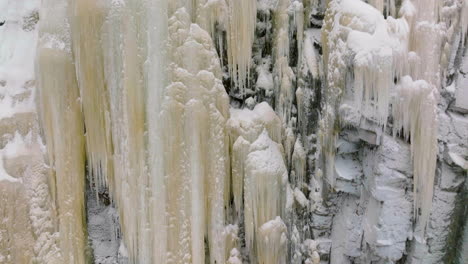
[0,0,466,264]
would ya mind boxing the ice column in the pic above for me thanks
[226,0,257,95]
[69,0,114,192]
[157,8,230,264]
[36,0,88,262]
[392,76,438,240]
[228,103,288,264]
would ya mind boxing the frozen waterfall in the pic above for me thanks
[0,0,467,264]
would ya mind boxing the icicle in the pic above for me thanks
[244,130,288,263]
[36,0,87,262]
[231,136,250,218]
[392,76,438,241]
[319,0,410,187]
[227,102,288,263]
[293,1,305,71]
[284,127,296,169]
[274,0,290,62]
[69,0,114,193]
[273,0,295,125]
[149,8,231,264]
[292,137,306,189]
[225,0,257,95]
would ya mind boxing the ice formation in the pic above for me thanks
[392,76,439,239]
[69,0,114,192]
[1,0,467,263]
[319,0,453,240]
[226,0,257,95]
[36,0,88,262]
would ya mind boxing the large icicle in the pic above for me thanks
[36,0,88,262]
[101,1,154,262]
[69,0,114,192]
[396,0,443,240]
[154,8,230,264]
[226,0,257,95]
[244,130,288,263]
[392,76,438,240]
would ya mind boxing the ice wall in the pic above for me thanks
[156,7,231,264]
[2,0,466,263]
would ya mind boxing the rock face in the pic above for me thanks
[0,0,467,264]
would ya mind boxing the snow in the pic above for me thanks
[256,58,275,96]
[304,30,320,78]
[228,101,282,143]
[227,248,243,264]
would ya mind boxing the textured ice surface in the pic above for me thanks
[1,0,467,263]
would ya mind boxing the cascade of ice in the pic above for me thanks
[69,0,114,193]
[392,0,443,240]
[319,0,465,241]
[392,76,438,240]
[145,0,169,262]
[228,103,288,264]
[36,0,88,262]
[293,1,305,74]
[226,0,257,95]
[102,1,155,262]
[274,0,295,125]
[158,7,231,264]
[244,130,288,264]
[320,0,408,186]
